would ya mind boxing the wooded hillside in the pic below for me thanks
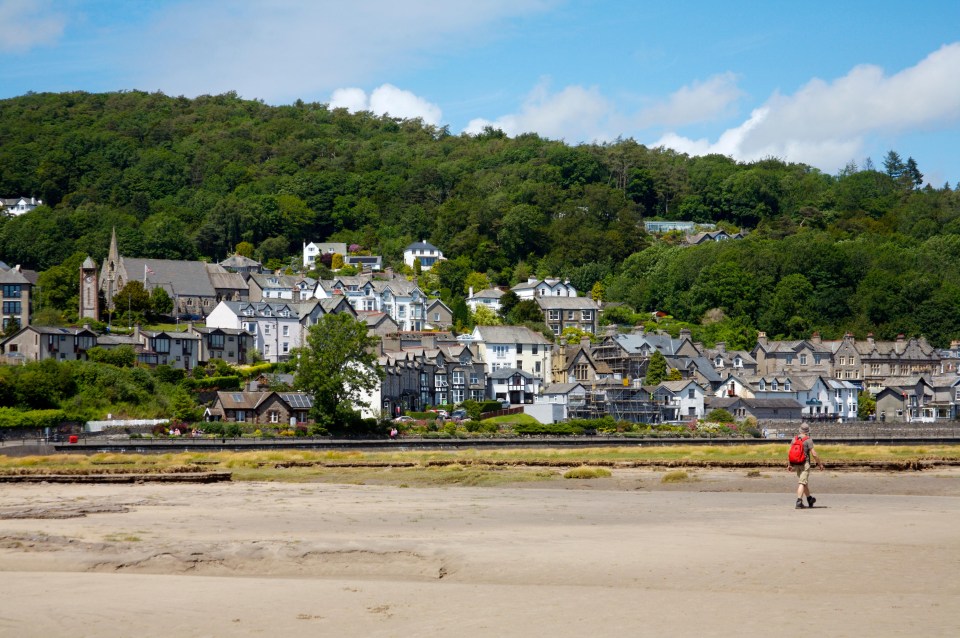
[2,91,959,345]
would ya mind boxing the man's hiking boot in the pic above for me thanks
[795,498,805,509]
[807,496,816,508]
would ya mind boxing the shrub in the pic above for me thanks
[514,422,585,436]
[563,466,612,479]
[224,423,243,438]
[661,470,694,483]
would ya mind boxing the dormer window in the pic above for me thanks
[734,356,742,368]
[759,379,766,391]
[772,380,778,391]
[785,380,792,391]
[714,356,723,367]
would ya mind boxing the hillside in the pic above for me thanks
[1,91,959,345]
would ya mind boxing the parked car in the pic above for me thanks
[500,400,511,409]
[393,415,414,423]
[451,409,467,421]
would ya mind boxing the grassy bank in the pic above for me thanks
[2,445,959,487]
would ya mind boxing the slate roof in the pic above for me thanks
[125,258,218,297]
[474,325,552,344]
[535,297,599,310]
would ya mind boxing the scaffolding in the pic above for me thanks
[569,381,670,423]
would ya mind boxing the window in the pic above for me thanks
[264,324,271,334]
[785,380,791,391]
[282,325,289,337]
[759,379,766,391]
[235,410,246,422]
[453,389,464,403]
[2,301,21,315]
[493,345,507,359]
[567,310,575,320]
[688,388,695,399]
[210,333,225,349]
[2,284,21,298]
[470,373,479,385]
[517,344,523,354]
[434,312,441,321]
[548,310,560,321]
[786,355,794,364]
[269,411,279,423]
[581,310,592,320]
[532,345,538,355]
[452,371,464,385]
[535,361,541,374]
[799,354,807,365]
[552,324,560,335]
[282,342,289,354]
[772,380,778,391]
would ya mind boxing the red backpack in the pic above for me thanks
[788,435,809,464]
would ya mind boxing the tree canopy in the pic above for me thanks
[293,313,382,428]
[0,90,958,345]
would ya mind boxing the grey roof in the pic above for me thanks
[706,397,804,410]
[141,329,200,341]
[221,301,302,319]
[219,254,261,269]
[126,258,218,297]
[535,296,599,310]
[190,326,251,336]
[474,325,552,344]
[248,273,299,290]
[658,379,702,392]
[542,382,585,395]
[0,267,30,284]
[609,332,685,356]
[470,288,504,299]
[206,264,247,290]
[405,240,439,252]
[82,256,97,269]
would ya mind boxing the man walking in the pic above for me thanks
[788,423,824,509]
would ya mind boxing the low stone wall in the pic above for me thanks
[761,420,960,439]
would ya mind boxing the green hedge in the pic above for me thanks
[180,375,241,391]
[0,408,68,429]
[513,422,586,436]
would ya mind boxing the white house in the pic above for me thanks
[403,240,444,270]
[303,242,347,269]
[206,301,304,363]
[658,380,706,420]
[510,277,577,300]
[316,274,426,331]
[466,287,504,313]
[1,197,42,217]
[470,325,553,382]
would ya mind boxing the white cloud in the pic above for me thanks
[330,84,442,125]
[131,0,550,103]
[0,0,66,52]
[635,72,743,128]
[654,43,960,171]
[466,79,616,142]
[465,74,743,143]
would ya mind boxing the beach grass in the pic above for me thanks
[2,445,959,484]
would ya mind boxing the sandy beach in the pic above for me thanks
[1,468,958,637]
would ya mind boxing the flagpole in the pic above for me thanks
[143,264,147,286]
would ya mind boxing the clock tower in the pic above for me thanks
[80,256,99,320]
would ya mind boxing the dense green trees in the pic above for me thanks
[0,90,958,345]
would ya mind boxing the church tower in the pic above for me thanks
[79,256,99,320]
[100,227,122,312]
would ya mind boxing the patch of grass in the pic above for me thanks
[745,469,763,478]
[563,466,612,479]
[661,470,695,483]
[104,533,141,542]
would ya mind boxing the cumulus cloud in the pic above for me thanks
[330,84,443,125]
[654,43,960,171]
[466,79,617,142]
[465,73,743,143]
[0,0,66,52]
[635,72,743,128]
[131,0,549,103]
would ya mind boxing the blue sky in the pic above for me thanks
[3,0,959,185]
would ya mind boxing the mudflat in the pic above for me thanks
[1,468,958,637]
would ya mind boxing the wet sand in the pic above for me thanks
[1,468,958,637]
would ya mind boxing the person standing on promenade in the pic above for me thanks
[789,423,824,509]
